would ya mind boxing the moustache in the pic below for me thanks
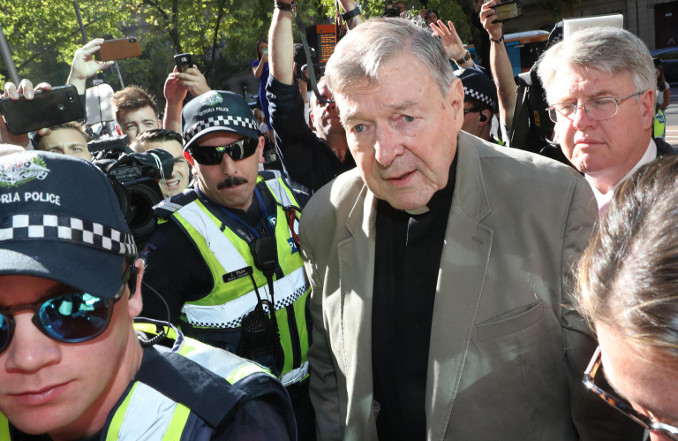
[217,176,248,189]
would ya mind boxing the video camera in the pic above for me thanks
[383,2,401,17]
[293,43,320,83]
[89,135,174,246]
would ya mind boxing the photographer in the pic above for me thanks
[266,0,359,192]
[252,39,273,140]
[66,39,114,98]
[163,63,211,135]
[479,0,517,136]
[131,128,191,198]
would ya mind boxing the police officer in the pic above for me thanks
[142,90,314,440]
[0,149,295,440]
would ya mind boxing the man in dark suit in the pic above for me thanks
[299,17,644,441]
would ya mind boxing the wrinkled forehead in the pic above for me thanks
[546,65,631,101]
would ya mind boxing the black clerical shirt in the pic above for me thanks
[372,158,457,441]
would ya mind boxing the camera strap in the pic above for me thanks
[292,4,335,104]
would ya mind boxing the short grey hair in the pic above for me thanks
[537,27,655,104]
[324,18,455,98]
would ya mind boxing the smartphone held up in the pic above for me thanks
[486,0,523,22]
[98,37,142,62]
[174,53,194,73]
[0,85,84,135]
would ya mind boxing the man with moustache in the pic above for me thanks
[141,90,315,439]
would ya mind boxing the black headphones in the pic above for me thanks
[127,264,139,297]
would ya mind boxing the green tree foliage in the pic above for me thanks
[0,0,135,84]
[1,0,485,95]
[312,0,471,42]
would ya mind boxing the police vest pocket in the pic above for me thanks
[474,300,545,342]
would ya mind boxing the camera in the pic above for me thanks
[383,2,401,17]
[293,43,319,83]
[487,0,523,22]
[89,135,174,246]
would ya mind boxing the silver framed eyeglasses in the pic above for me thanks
[583,346,678,440]
[548,91,644,123]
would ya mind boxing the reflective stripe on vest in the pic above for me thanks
[280,361,309,386]
[183,265,307,327]
[171,177,310,380]
[0,334,270,440]
[107,336,270,440]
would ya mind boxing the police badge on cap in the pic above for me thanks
[181,90,260,150]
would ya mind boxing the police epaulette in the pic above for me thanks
[259,169,282,182]
[153,189,199,218]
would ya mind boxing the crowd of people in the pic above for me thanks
[0,0,677,440]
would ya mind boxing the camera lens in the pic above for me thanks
[57,103,65,111]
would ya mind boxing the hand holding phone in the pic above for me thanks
[0,85,84,135]
[488,0,523,22]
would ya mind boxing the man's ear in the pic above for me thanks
[128,259,144,318]
[640,89,655,131]
[447,78,465,126]
[257,136,265,164]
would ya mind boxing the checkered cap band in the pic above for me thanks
[0,214,137,256]
[184,115,259,144]
[464,86,496,109]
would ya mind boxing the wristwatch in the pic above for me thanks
[455,50,472,65]
[341,5,362,22]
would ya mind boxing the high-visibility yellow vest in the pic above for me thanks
[158,175,310,386]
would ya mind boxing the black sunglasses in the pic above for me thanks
[0,268,133,354]
[187,138,259,165]
[464,107,482,115]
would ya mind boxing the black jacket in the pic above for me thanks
[266,76,355,192]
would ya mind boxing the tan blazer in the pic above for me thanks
[300,132,644,441]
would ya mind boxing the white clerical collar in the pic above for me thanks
[587,139,657,215]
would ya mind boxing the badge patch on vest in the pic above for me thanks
[223,266,254,283]
[287,238,299,254]
[268,215,277,229]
